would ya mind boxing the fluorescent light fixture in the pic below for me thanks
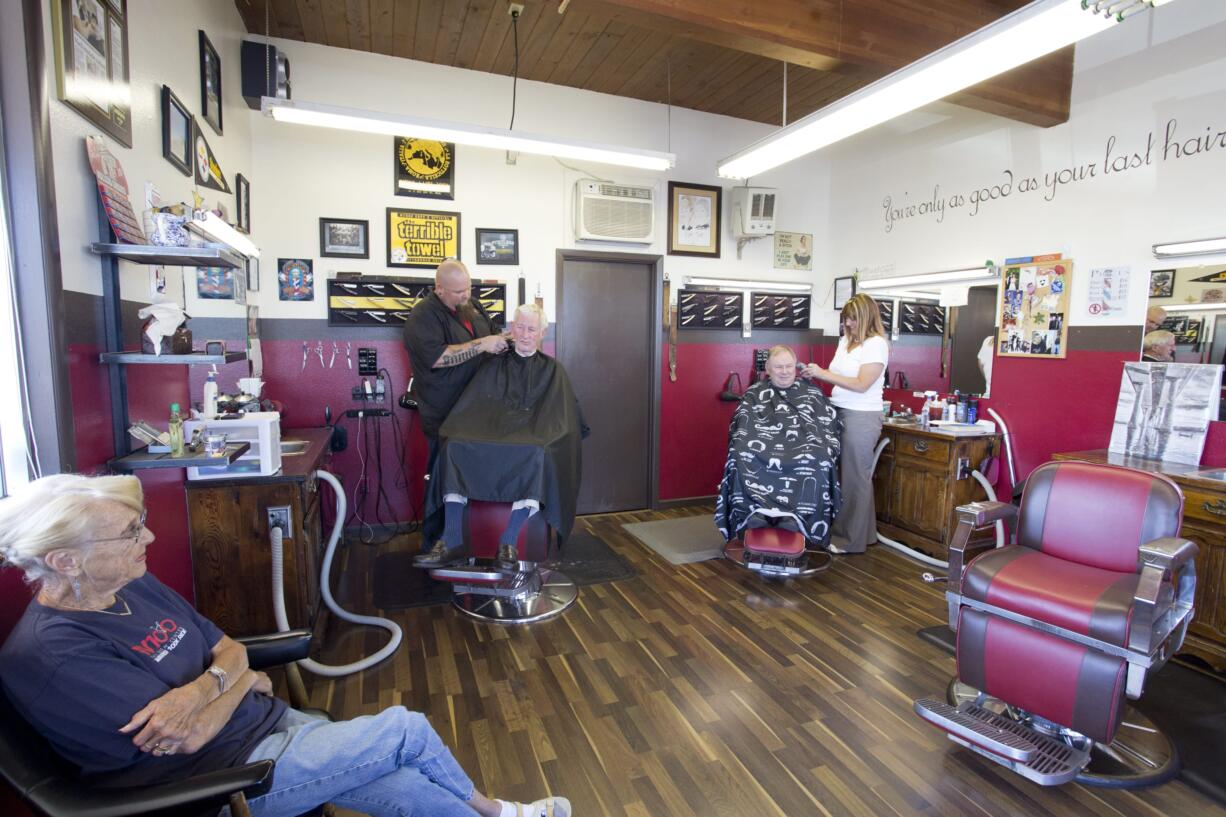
[187,211,261,258]
[1152,237,1226,258]
[717,0,1160,179]
[874,290,943,300]
[263,98,676,171]
[1163,303,1226,313]
[858,266,999,291]
[683,276,813,292]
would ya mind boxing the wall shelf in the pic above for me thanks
[99,351,247,365]
[109,442,251,472]
[90,242,245,269]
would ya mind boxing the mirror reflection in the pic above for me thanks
[1145,264,1226,364]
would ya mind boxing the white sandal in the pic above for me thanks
[505,796,572,817]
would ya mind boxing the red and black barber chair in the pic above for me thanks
[427,500,577,623]
[725,523,832,578]
[914,461,1197,787]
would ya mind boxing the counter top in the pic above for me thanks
[882,420,1000,440]
[1054,449,1226,492]
[184,427,332,488]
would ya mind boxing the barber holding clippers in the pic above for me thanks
[403,259,508,549]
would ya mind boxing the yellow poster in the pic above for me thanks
[386,207,460,268]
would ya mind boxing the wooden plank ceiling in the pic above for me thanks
[234,0,1072,128]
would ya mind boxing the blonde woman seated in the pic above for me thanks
[0,474,570,817]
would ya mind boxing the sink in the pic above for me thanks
[280,439,309,456]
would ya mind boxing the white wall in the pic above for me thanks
[48,0,253,309]
[822,0,1226,329]
[242,38,833,322]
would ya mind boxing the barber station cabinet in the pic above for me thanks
[427,500,577,623]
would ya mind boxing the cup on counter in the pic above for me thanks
[203,431,229,457]
[881,400,892,417]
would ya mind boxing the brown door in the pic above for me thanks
[949,285,998,394]
[556,251,659,514]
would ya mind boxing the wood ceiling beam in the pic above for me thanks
[577,0,1072,127]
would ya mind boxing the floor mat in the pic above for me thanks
[917,624,1226,805]
[622,515,725,565]
[371,530,635,609]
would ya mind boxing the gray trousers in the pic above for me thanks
[832,407,884,552]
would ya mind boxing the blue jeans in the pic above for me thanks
[239,707,479,817]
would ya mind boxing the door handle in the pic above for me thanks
[1203,499,1226,517]
[912,440,929,453]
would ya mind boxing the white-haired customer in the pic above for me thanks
[0,473,570,817]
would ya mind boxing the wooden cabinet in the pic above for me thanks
[1054,450,1226,671]
[873,425,1001,558]
[186,428,332,636]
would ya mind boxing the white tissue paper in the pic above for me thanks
[138,303,187,356]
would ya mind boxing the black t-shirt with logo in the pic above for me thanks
[402,291,495,437]
[0,573,285,787]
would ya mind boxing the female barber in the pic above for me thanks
[802,293,889,554]
[0,473,570,817]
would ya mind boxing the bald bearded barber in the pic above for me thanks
[403,260,509,541]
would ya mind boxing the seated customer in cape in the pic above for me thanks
[716,345,842,545]
[416,303,588,570]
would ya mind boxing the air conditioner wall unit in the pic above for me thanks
[575,179,655,244]
[728,186,777,238]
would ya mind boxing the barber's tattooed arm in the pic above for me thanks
[432,334,508,368]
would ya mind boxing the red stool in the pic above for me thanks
[724,525,832,578]
[428,500,577,623]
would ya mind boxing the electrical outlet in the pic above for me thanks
[267,506,292,537]
[957,457,971,480]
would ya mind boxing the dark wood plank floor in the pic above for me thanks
[303,506,1224,817]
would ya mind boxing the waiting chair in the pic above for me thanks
[427,500,578,623]
[914,460,1197,787]
[0,630,316,817]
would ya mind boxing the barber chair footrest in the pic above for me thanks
[915,698,1090,785]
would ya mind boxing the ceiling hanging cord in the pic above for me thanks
[264,0,271,104]
[782,61,788,127]
[666,58,672,155]
[506,6,520,164]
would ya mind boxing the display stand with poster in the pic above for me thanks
[998,257,1072,359]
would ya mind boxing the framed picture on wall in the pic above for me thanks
[52,0,133,147]
[394,137,456,199]
[833,276,856,309]
[1149,268,1175,298]
[246,256,259,292]
[667,181,721,257]
[160,86,193,176]
[320,218,370,259]
[386,208,460,268]
[476,228,519,265]
[235,174,251,233]
[199,31,223,135]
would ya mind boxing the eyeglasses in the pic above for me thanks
[86,510,148,546]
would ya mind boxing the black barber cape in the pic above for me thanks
[402,292,496,437]
[428,350,587,541]
[715,380,843,543]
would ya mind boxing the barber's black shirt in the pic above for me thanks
[402,292,495,436]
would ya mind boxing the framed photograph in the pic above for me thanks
[1149,268,1175,298]
[235,174,251,233]
[667,181,721,258]
[833,276,856,309]
[160,86,193,176]
[320,218,370,259]
[196,267,234,299]
[773,232,812,271]
[53,0,132,146]
[387,207,460,268]
[394,137,455,199]
[199,31,223,135]
[277,258,314,301]
[246,256,259,292]
[476,228,519,265]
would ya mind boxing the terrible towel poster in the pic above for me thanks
[386,208,460,268]
[998,257,1071,359]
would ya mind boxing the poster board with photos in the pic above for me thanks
[327,276,506,329]
[998,258,1071,359]
[53,0,133,147]
[677,289,743,330]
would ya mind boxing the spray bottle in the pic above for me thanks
[202,366,219,419]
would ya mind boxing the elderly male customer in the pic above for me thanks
[403,259,508,541]
[0,474,571,817]
[417,303,586,569]
[1145,305,1168,334]
[1142,329,1177,362]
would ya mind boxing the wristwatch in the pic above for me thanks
[206,664,228,695]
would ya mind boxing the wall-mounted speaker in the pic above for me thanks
[241,41,291,110]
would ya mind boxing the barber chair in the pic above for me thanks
[427,500,578,623]
[0,630,322,817]
[724,520,832,579]
[914,461,1197,788]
